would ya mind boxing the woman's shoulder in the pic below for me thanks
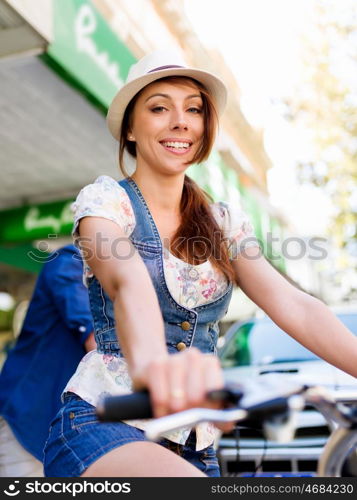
[210,200,258,251]
[71,176,135,236]
[210,200,250,229]
[79,175,125,195]
[73,175,132,207]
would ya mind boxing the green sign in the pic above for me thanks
[0,244,45,273]
[0,199,74,243]
[48,0,136,107]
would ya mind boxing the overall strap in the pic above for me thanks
[119,178,161,249]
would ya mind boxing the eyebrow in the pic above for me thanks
[145,93,202,102]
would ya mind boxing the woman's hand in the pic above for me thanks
[130,347,235,432]
[130,347,225,418]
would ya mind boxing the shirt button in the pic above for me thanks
[180,321,191,331]
[69,412,75,419]
[176,342,187,351]
[79,326,86,332]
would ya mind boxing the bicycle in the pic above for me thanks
[96,377,357,477]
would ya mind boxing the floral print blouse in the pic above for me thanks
[63,175,258,451]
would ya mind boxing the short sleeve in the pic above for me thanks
[211,201,260,260]
[71,175,136,245]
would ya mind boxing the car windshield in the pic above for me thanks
[220,313,357,368]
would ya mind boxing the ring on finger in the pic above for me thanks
[171,388,185,399]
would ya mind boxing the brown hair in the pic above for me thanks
[119,76,236,284]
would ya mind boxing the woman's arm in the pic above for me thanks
[79,217,168,374]
[84,332,96,352]
[232,247,357,378]
[78,216,224,416]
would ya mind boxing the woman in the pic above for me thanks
[44,50,357,477]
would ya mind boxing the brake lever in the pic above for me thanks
[207,383,244,407]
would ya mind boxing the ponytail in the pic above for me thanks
[170,175,237,285]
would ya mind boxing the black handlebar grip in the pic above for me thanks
[96,384,244,422]
[96,391,153,421]
[244,397,290,421]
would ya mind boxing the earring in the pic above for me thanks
[128,135,135,141]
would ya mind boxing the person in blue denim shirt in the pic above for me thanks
[44,51,357,478]
[0,245,95,476]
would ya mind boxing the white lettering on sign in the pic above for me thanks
[24,203,73,234]
[75,4,123,88]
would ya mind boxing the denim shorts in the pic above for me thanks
[43,393,220,477]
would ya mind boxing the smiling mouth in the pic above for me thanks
[160,140,192,154]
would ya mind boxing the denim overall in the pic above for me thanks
[44,177,233,477]
[88,177,233,357]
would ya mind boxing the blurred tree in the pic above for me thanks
[285,0,357,261]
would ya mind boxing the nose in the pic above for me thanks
[169,109,188,130]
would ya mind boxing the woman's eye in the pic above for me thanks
[188,107,202,114]
[151,106,166,113]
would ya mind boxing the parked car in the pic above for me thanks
[217,309,357,476]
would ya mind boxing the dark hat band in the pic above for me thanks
[148,64,184,73]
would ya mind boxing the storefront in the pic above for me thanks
[0,0,135,272]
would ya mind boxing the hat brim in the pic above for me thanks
[106,67,227,141]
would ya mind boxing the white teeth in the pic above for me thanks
[162,141,190,149]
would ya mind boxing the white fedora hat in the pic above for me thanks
[107,49,227,141]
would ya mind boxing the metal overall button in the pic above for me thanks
[176,342,187,351]
[180,321,191,331]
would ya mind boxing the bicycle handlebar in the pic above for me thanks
[96,385,245,421]
[96,379,357,443]
[95,379,357,477]
[96,379,308,440]
[97,391,154,420]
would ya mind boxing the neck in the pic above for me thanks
[130,171,185,215]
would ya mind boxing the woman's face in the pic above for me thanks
[128,79,205,176]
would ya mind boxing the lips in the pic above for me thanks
[159,139,193,155]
